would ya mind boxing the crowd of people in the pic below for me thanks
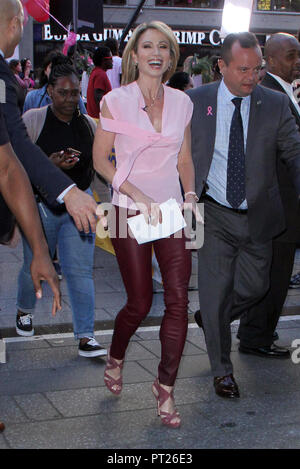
[0,0,300,433]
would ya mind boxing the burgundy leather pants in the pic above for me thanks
[109,206,191,386]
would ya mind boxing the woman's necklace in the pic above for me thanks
[141,86,163,112]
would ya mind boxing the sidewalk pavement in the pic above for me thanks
[0,243,300,449]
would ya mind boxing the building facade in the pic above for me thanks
[19,0,300,70]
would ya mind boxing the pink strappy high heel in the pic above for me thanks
[104,352,124,395]
[152,378,181,428]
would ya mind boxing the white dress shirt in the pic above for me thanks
[106,56,122,89]
[206,79,251,209]
[268,72,300,117]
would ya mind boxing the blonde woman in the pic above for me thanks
[93,21,200,429]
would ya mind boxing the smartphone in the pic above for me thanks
[64,147,81,162]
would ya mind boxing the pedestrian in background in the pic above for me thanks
[86,46,112,118]
[17,57,107,358]
[238,33,300,358]
[104,37,122,89]
[23,50,87,114]
[20,57,35,89]
[168,71,194,91]
[8,59,27,110]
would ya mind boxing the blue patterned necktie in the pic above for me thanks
[226,97,246,209]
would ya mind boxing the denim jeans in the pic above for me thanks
[17,192,96,340]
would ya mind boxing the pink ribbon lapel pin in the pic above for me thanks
[207,106,213,116]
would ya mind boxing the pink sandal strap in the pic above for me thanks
[104,372,122,393]
[160,410,181,428]
[154,379,174,407]
[104,353,124,395]
[152,378,181,428]
[105,356,123,371]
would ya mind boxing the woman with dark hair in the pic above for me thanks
[23,51,87,114]
[23,52,87,280]
[16,57,106,358]
[20,58,35,89]
[168,71,193,91]
[9,59,28,89]
[86,46,113,117]
[211,55,222,81]
[8,59,28,111]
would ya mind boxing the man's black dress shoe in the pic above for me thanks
[194,310,204,329]
[236,331,279,341]
[214,374,240,399]
[239,343,290,358]
[289,271,300,289]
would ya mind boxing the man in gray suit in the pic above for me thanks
[187,32,300,399]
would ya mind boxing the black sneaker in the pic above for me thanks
[16,313,34,337]
[78,338,107,357]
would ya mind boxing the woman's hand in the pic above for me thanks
[182,193,203,224]
[96,204,108,230]
[49,151,79,170]
[132,190,162,226]
[182,194,203,249]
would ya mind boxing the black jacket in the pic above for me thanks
[261,72,300,243]
[0,55,74,238]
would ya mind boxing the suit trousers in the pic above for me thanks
[109,206,191,386]
[238,240,296,347]
[198,200,272,377]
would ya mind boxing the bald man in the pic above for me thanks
[0,0,99,238]
[238,33,300,357]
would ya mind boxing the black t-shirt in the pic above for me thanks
[0,105,9,146]
[0,104,14,242]
[36,106,94,192]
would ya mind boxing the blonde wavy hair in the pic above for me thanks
[121,21,179,85]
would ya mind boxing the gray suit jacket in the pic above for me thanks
[186,81,300,243]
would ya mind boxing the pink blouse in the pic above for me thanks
[100,80,193,209]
